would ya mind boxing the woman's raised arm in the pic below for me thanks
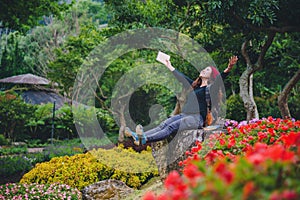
[165,60,175,71]
[223,55,238,73]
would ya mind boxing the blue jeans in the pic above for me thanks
[145,113,203,142]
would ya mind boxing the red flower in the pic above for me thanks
[269,190,298,200]
[143,191,156,200]
[243,181,255,199]
[171,188,189,200]
[157,193,169,200]
[191,146,201,153]
[260,125,266,129]
[279,132,300,147]
[282,190,298,200]
[205,150,224,164]
[268,128,275,136]
[164,171,187,191]
[219,138,226,146]
[214,162,234,184]
[269,191,281,200]
[248,135,254,141]
[258,131,268,142]
[247,153,265,165]
[281,125,289,132]
[265,144,296,162]
[268,116,274,122]
[227,136,236,148]
[183,164,203,180]
[270,137,275,143]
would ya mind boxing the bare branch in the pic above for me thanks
[256,31,276,69]
[278,68,300,118]
[241,40,252,67]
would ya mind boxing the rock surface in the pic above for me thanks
[151,126,225,181]
[81,179,134,200]
[151,129,204,180]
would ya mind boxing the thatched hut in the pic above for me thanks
[0,73,67,109]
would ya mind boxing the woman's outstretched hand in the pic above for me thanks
[165,60,175,71]
[224,55,238,73]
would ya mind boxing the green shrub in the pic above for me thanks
[0,91,36,142]
[0,139,85,179]
[0,156,32,177]
[225,94,246,121]
[0,134,9,145]
[0,146,27,156]
[20,145,159,190]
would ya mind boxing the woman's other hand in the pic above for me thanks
[224,55,238,73]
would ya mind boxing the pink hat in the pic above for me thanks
[210,66,219,80]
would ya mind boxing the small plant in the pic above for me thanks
[0,134,9,145]
[0,146,28,156]
[0,182,81,199]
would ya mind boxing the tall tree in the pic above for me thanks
[177,0,300,120]
[0,0,71,32]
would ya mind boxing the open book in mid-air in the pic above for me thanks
[156,51,170,65]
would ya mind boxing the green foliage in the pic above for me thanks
[0,134,9,145]
[0,139,85,179]
[21,145,158,190]
[0,91,36,141]
[255,96,281,118]
[47,25,105,97]
[0,0,71,32]
[43,139,84,158]
[0,146,28,156]
[75,0,109,25]
[0,32,33,79]
[0,156,33,177]
[105,0,178,29]
[225,94,246,121]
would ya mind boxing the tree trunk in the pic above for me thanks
[278,68,300,118]
[170,88,188,116]
[118,104,126,142]
[239,68,259,121]
[239,33,275,121]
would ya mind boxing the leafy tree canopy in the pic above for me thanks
[0,0,71,32]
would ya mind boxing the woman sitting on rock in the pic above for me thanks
[125,55,238,145]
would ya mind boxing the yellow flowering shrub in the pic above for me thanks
[20,145,158,190]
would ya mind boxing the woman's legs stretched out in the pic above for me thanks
[145,114,203,142]
[125,114,203,145]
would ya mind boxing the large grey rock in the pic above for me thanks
[81,179,134,200]
[151,126,226,181]
[151,129,204,181]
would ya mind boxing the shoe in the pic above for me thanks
[135,124,147,145]
[124,127,138,141]
[136,124,144,136]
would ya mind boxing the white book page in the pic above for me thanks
[156,51,170,65]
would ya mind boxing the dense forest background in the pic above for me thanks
[0,0,299,142]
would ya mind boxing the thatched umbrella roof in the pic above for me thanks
[0,73,51,85]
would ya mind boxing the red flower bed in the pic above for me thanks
[144,117,300,200]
